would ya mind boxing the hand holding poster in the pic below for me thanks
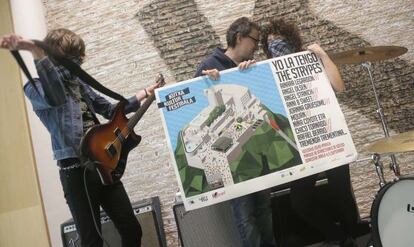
[156,51,357,210]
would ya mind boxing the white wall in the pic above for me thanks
[9,1,71,246]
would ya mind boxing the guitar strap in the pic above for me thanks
[11,50,42,96]
[10,42,126,168]
[27,40,127,102]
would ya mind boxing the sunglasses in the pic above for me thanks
[246,34,260,44]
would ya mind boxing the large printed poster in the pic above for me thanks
[155,51,357,210]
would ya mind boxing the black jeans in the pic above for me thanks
[59,164,142,247]
[290,165,358,242]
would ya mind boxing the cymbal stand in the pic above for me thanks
[362,62,400,176]
[372,154,386,187]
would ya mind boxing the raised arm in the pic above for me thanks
[1,34,67,107]
[307,44,345,92]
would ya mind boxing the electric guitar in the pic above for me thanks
[80,74,165,185]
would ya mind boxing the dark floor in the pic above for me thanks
[307,233,372,247]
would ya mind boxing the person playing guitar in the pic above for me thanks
[1,29,161,247]
[81,73,165,185]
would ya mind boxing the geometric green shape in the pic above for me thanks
[266,140,294,170]
[229,154,243,173]
[179,167,187,181]
[285,127,295,141]
[273,140,294,164]
[231,151,263,182]
[190,174,203,191]
[175,105,303,191]
[239,151,262,169]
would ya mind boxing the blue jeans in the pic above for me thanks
[230,190,276,247]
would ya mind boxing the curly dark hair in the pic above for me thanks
[260,19,303,58]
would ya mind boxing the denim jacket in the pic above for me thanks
[24,57,140,161]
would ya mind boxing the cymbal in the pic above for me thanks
[366,130,414,154]
[329,46,407,64]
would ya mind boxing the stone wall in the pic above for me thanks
[41,0,414,245]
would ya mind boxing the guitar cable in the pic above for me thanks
[83,161,112,247]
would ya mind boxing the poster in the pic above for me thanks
[155,51,357,210]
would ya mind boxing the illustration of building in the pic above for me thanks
[180,84,268,189]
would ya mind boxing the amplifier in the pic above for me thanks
[173,201,242,247]
[61,196,166,247]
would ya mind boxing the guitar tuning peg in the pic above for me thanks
[156,73,165,85]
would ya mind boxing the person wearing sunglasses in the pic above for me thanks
[195,17,276,247]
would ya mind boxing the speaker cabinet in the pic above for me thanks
[61,196,166,247]
[270,177,369,246]
[174,177,367,247]
[173,201,242,247]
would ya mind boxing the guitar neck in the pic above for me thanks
[127,93,156,129]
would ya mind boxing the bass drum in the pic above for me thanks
[371,176,414,247]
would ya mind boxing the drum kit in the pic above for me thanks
[330,46,413,247]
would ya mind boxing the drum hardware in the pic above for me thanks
[364,130,414,246]
[330,45,412,247]
[371,154,386,188]
[364,120,414,246]
[361,61,400,177]
[353,156,376,163]
[330,46,409,177]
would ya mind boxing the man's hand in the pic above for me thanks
[238,59,256,70]
[202,69,220,80]
[1,34,35,51]
[146,80,162,95]
[0,34,44,59]
[135,74,164,101]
